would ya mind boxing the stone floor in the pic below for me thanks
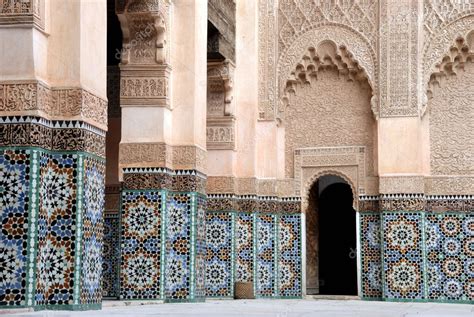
[3,299,474,317]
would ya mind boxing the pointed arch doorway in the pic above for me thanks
[306,174,358,295]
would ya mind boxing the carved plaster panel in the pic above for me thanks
[425,177,474,195]
[379,0,419,117]
[422,10,474,106]
[258,0,378,120]
[379,176,425,194]
[116,0,171,65]
[207,60,235,150]
[119,66,170,108]
[284,67,376,182]
[0,81,108,130]
[428,60,474,177]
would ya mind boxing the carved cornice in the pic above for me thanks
[119,142,207,174]
[0,81,107,131]
[0,0,44,30]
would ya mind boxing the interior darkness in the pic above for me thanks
[318,182,357,295]
[107,0,123,66]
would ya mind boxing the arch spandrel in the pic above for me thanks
[277,24,378,120]
[422,15,474,110]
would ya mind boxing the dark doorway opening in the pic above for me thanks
[306,175,357,296]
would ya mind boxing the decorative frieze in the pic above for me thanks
[119,66,171,107]
[379,176,425,194]
[0,116,106,158]
[0,82,108,130]
[206,118,235,150]
[0,0,44,29]
[119,143,206,174]
[379,194,426,212]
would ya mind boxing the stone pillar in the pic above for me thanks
[0,0,107,311]
[117,0,207,303]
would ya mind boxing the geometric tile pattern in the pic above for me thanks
[235,213,253,284]
[120,191,162,299]
[164,193,192,300]
[102,214,120,298]
[381,212,425,300]
[360,212,382,298]
[255,214,276,297]
[36,153,79,306]
[195,195,207,300]
[205,212,232,297]
[278,214,302,297]
[425,213,474,302]
[80,157,105,305]
[0,149,31,306]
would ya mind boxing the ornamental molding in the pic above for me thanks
[0,0,44,30]
[119,142,207,174]
[295,146,369,198]
[0,81,107,131]
[119,65,171,108]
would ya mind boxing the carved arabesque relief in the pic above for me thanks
[281,41,372,122]
[422,12,474,104]
[0,0,43,29]
[259,0,378,121]
[282,42,376,184]
[427,34,474,181]
[277,26,377,121]
[116,0,170,65]
[207,60,236,150]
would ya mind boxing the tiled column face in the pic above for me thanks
[360,213,382,299]
[0,111,107,310]
[0,149,35,306]
[255,214,276,297]
[381,212,425,300]
[235,213,254,284]
[205,212,233,297]
[425,213,473,302]
[164,192,206,302]
[278,214,302,297]
[35,153,79,306]
[102,213,120,298]
[120,191,163,299]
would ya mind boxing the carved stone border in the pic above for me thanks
[0,81,108,131]
[294,146,367,197]
[119,142,207,173]
[0,0,44,30]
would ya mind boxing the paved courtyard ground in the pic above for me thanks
[4,299,474,317]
